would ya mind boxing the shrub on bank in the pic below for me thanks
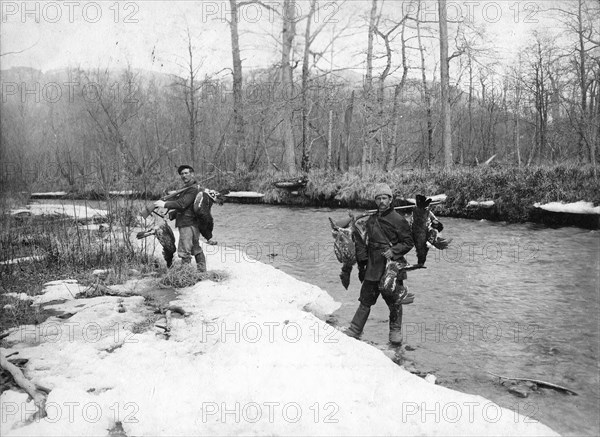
[247,164,599,224]
[0,200,160,332]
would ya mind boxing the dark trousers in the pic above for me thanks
[178,225,203,262]
[359,280,404,308]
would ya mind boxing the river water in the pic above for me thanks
[207,203,599,437]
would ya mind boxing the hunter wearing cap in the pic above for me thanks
[346,183,414,344]
[154,165,206,272]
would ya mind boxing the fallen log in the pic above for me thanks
[486,371,579,395]
[0,352,47,418]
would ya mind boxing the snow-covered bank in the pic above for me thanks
[9,204,107,221]
[29,192,69,199]
[1,247,559,436]
[533,200,600,215]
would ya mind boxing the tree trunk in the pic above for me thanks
[362,0,378,174]
[386,21,408,172]
[438,0,453,167]
[186,32,197,168]
[301,0,317,172]
[416,15,433,167]
[514,75,522,167]
[365,0,378,95]
[281,0,297,174]
[327,109,333,169]
[229,0,245,168]
[344,91,355,171]
[386,84,402,171]
[468,57,474,164]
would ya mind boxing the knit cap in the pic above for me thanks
[373,183,393,198]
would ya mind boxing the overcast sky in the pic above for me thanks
[1,1,560,78]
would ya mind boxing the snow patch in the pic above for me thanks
[3,293,34,301]
[1,246,559,436]
[30,192,68,197]
[225,191,265,198]
[17,204,107,220]
[467,200,495,208]
[32,280,86,305]
[534,201,600,215]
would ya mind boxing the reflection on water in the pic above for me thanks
[211,204,599,436]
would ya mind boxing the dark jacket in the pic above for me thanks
[355,208,414,282]
[163,180,200,228]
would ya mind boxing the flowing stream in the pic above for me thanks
[209,203,599,437]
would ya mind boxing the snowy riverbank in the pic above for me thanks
[1,244,559,436]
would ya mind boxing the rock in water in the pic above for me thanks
[508,385,530,398]
[424,374,437,384]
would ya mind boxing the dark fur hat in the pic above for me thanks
[177,165,194,174]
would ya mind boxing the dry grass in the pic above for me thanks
[130,313,162,334]
[248,164,600,222]
[0,199,162,332]
[159,264,229,288]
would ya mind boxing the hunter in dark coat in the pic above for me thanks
[154,165,206,272]
[346,183,414,345]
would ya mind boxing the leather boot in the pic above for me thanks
[388,303,403,345]
[195,252,206,272]
[345,304,370,339]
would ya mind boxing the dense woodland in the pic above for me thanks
[1,0,599,195]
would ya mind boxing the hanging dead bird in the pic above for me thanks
[412,195,433,266]
[136,220,177,268]
[411,195,452,266]
[329,217,356,289]
[193,188,224,245]
[427,211,452,250]
[328,215,368,289]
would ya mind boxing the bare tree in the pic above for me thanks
[361,0,379,174]
[385,19,411,171]
[415,10,434,166]
[508,54,525,166]
[228,0,245,167]
[364,0,379,95]
[279,0,297,174]
[555,0,600,170]
[171,27,204,169]
[300,0,318,172]
[343,91,355,171]
[521,32,557,165]
[438,0,453,167]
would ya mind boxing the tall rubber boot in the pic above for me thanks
[195,252,206,273]
[345,304,371,339]
[388,303,403,345]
